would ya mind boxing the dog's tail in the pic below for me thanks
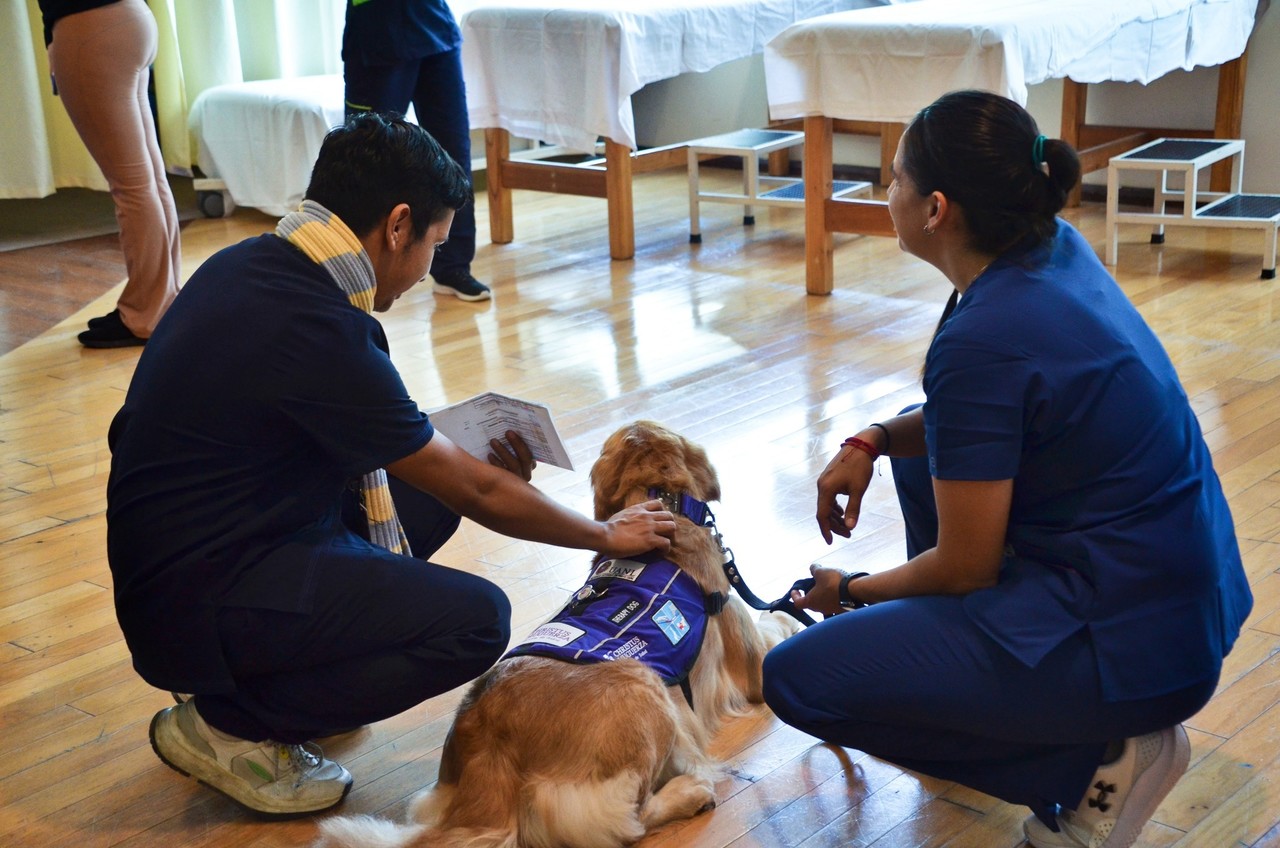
[519,771,647,848]
[314,814,520,848]
[406,771,646,848]
[312,815,429,848]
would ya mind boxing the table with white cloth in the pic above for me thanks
[458,0,896,260]
[762,0,1263,293]
[187,75,346,218]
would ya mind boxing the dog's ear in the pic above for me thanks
[589,434,623,520]
[681,438,720,503]
[589,423,652,518]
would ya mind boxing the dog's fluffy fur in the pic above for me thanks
[315,421,799,848]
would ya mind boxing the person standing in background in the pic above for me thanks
[38,0,182,348]
[342,0,490,302]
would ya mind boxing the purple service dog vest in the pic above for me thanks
[504,553,710,685]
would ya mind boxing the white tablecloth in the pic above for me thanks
[764,0,1261,124]
[188,75,345,216]
[458,0,906,152]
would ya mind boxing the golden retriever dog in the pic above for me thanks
[315,420,799,848]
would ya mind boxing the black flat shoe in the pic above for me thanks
[79,310,146,348]
[87,308,120,329]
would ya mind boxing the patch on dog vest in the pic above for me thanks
[504,555,708,685]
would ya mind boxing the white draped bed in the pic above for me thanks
[458,0,896,260]
[762,0,1263,293]
[184,1,888,225]
[188,75,346,218]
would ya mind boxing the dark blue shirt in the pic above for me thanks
[924,220,1251,701]
[342,0,461,64]
[36,0,118,45]
[106,234,433,690]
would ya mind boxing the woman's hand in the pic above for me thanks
[488,430,536,481]
[597,500,677,557]
[790,564,853,617]
[816,444,876,544]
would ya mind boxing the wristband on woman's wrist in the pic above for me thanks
[839,570,871,609]
[867,422,891,455]
[841,436,880,460]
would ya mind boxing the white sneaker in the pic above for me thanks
[1024,725,1191,848]
[149,700,352,817]
[171,692,362,739]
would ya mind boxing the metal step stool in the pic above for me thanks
[686,129,871,243]
[1105,138,1280,279]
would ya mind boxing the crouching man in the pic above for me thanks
[106,113,675,817]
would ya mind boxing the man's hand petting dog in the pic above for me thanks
[486,430,675,556]
[599,499,677,557]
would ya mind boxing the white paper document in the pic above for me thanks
[428,392,574,471]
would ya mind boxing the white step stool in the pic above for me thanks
[686,129,871,243]
[1105,138,1280,280]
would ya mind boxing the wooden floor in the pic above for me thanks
[1,169,1277,848]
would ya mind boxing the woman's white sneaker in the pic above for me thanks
[1024,725,1191,848]
[149,700,352,817]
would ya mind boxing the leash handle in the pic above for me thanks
[723,559,819,627]
[776,578,821,626]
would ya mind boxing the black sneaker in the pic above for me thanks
[432,272,492,302]
[78,310,146,348]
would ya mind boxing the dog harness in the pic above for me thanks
[503,486,814,704]
[504,552,724,691]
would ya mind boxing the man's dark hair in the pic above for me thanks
[304,112,471,239]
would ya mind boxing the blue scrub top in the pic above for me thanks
[923,220,1251,701]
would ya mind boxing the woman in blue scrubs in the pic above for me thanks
[762,90,1252,848]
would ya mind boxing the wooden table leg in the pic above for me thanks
[485,128,514,244]
[605,139,635,260]
[1060,79,1089,208]
[879,122,904,188]
[1211,54,1248,192]
[804,116,835,296]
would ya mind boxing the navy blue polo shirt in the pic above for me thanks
[106,234,433,691]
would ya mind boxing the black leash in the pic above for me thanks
[648,488,818,628]
[723,559,819,628]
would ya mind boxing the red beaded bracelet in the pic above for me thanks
[841,436,880,460]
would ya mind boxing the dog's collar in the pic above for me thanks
[647,489,818,629]
[645,488,727,617]
[647,488,712,527]
[646,487,729,568]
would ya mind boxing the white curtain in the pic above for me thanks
[0,0,345,199]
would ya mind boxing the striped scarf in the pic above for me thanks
[276,200,411,555]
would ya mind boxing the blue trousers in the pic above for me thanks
[762,447,1214,823]
[195,476,510,743]
[344,47,476,281]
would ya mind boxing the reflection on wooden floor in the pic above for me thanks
[1,168,1278,848]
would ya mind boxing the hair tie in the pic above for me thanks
[1032,134,1048,165]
